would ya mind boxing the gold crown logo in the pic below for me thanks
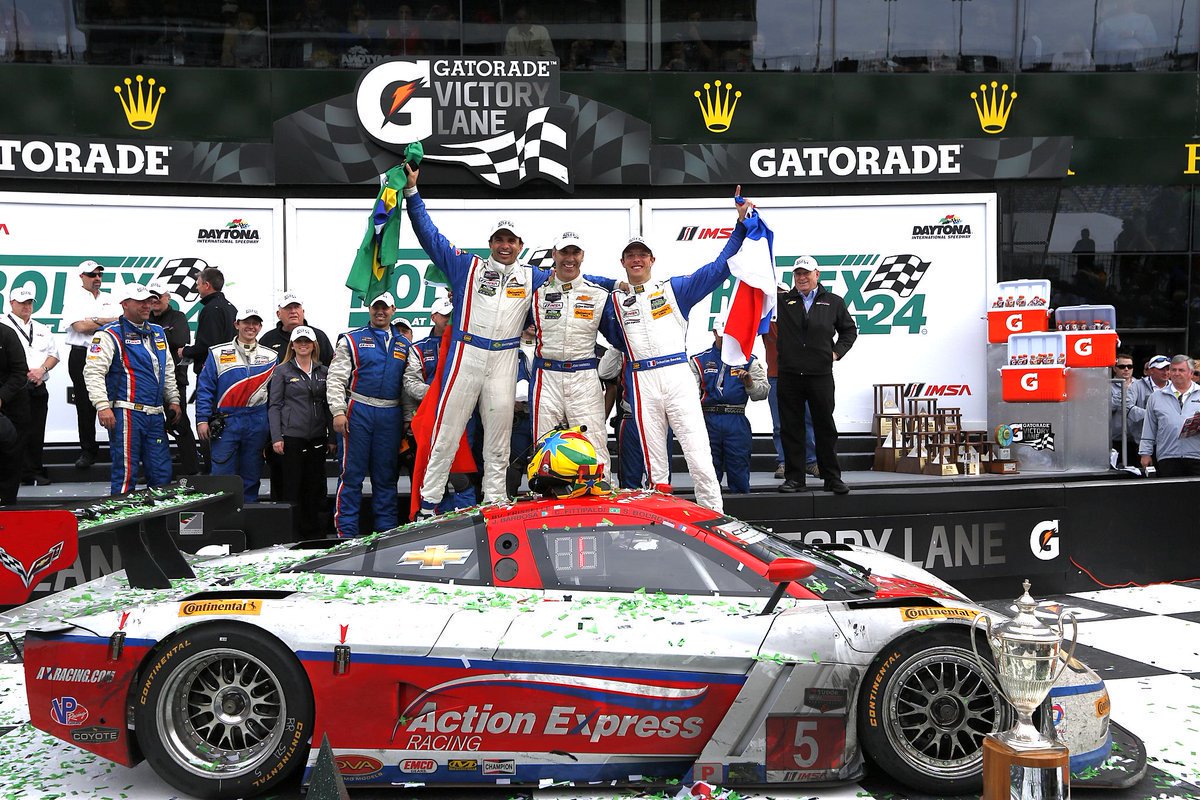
[694,81,742,134]
[970,81,1016,135]
[114,75,166,131]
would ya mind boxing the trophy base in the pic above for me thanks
[983,737,1070,800]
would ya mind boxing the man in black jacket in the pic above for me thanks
[0,324,30,504]
[776,256,858,495]
[149,279,200,476]
[260,291,334,366]
[178,267,235,474]
[179,267,237,374]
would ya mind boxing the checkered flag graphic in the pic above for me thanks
[524,247,555,269]
[156,258,207,301]
[864,254,932,298]
[425,106,573,190]
[1031,430,1055,450]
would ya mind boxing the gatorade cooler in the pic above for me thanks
[1054,304,1118,368]
[987,280,1052,344]
[1002,332,1068,402]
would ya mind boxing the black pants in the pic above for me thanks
[23,383,49,478]
[68,345,98,456]
[168,373,199,476]
[278,436,329,539]
[778,371,842,484]
[1154,457,1200,477]
[0,396,30,504]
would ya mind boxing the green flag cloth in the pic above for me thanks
[345,143,425,304]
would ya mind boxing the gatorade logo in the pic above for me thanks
[1020,372,1038,391]
[1074,337,1093,356]
[1006,314,1024,332]
[1030,519,1060,560]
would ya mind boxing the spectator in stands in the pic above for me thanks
[566,37,595,70]
[282,0,338,67]
[1139,355,1200,477]
[268,326,334,540]
[1095,0,1157,68]
[1072,227,1097,272]
[1109,352,1143,466]
[221,9,267,68]
[386,4,423,55]
[683,11,714,70]
[2,285,58,486]
[504,6,554,58]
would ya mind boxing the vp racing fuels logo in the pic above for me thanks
[0,541,64,588]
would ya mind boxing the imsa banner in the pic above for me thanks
[644,193,996,433]
[0,191,283,443]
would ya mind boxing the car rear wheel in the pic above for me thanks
[133,623,314,800]
[858,629,1010,794]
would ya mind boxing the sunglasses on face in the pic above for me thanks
[1114,364,1133,369]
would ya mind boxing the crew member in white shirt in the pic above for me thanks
[1,285,59,485]
[62,260,120,469]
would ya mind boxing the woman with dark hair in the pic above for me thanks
[268,326,335,539]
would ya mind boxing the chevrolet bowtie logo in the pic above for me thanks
[398,545,472,569]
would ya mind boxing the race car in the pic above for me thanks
[6,491,1113,800]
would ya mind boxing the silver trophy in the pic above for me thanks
[971,580,1078,751]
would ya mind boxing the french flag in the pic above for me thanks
[721,210,776,366]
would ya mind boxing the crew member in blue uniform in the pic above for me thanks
[83,283,182,495]
[327,291,410,536]
[196,306,277,502]
[691,320,769,494]
[403,296,478,512]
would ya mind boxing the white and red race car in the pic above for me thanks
[4,492,1115,799]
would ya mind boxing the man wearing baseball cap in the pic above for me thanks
[62,259,120,469]
[260,290,335,367]
[195,305,277,501]
[527,231,615,472]
[402,165,617,516]
[775,255,857,494]
[2,285,59,485]
[82,283,182,495]
[600,189,755,513]
[326,291,411,536]
[1135,354,1171,403]
[147,280,199,476]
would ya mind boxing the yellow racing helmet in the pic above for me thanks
[526,426,611,498]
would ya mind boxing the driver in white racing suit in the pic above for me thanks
[600,193,753,513]
[529,231,613,473]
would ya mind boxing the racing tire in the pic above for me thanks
[133,623,315,800]
[857,628,1009,795]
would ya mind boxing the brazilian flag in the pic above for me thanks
[345,143,423,304]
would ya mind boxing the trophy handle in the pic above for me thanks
[969,612,994,673]
[1051,611,1079,685]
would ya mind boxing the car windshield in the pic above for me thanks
[698,517,877,600]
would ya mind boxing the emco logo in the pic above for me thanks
[400,758,437,774]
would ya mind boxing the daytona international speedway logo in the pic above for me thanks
[196,218,261,244]
[912,214,972,240]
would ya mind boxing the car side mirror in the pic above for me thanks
[761,558,816,615]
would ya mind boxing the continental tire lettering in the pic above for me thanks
[866,652,900,728]
[1096,692,1110,717]
[899,607,980,622]
[139,639,191,706]
[251,719,305,788]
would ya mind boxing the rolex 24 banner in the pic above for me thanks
[644,193,996,433]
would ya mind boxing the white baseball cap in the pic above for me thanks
[792,255,819,273]
[370,291,396,307]
[554,231,585,251]
[712,317,725,335]
[622,236,653,255]
[9,285,34,303]
[430,298,454,316]
[488,219,521,240]
[289,325,317,342]
[146,279,170,296]
[236,306,264,322]
[1147,355,1171,370]
[78,259,104,274]
[277,290,303,309]
[119,283,154,302]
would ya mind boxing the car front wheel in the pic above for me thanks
[857,629,1010,794]
[133,623,314,800]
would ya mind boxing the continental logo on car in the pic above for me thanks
[448,759,479,771]
[1096,692,1111,718]
[178,599,262,617]
[899,606,980,622]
